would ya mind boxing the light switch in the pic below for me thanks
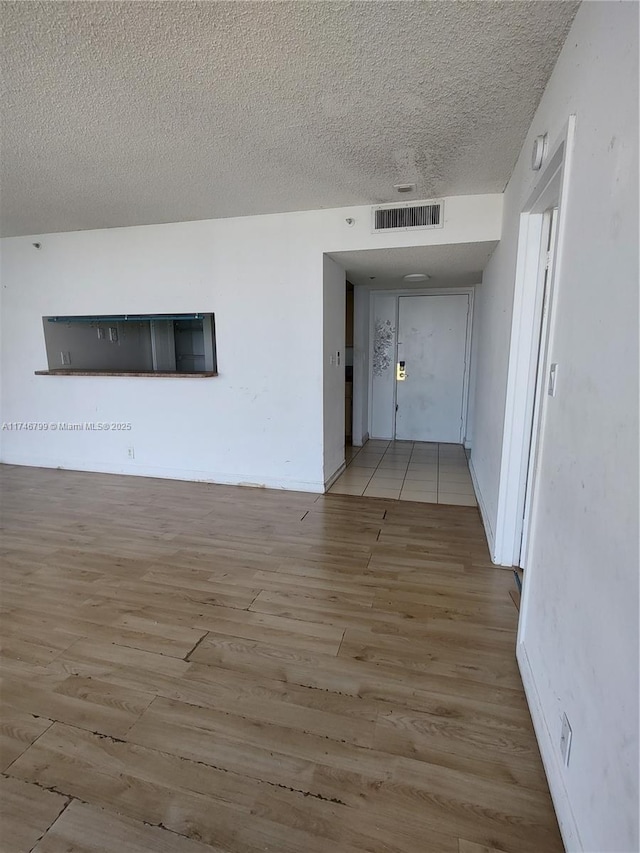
[548,363,558,397]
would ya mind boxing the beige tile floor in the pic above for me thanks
[330,440,477,506]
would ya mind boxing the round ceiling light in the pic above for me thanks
[403,273,430,282]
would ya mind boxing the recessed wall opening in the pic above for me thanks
[345,281,354,447]
[38,313,217,376]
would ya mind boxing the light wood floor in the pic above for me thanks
[0,464,563,853]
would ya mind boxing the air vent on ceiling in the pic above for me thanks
[372,200,443,233]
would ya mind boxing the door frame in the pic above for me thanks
[367,287,475,443]
[519,206,558,564]
[492,115,576,568]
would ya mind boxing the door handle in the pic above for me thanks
[396,361,407,381]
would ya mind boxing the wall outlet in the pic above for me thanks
[109,327,118,343]
[560,712,572,766]
[60,351,71,365]
[97,327,105,340]
[127,447,135,459]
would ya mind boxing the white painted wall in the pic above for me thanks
[463,284,482,450]
[1,217,327,490]
[369,292,398,439]
[352,286,370,445]
[0,194,502,491]
[470,4,638,851]
[322,255,346,482]
[0,241,4,441]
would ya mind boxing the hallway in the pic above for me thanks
[330,441,477,506]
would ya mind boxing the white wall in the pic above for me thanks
[0,194,502,491]
[470,4,639,851]
[369,292,398,439]
[352,286,370,445]
[322,255,346,482]
[463,283,482,450]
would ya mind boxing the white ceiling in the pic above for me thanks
[0,1,578,237]
[330,242,498,290]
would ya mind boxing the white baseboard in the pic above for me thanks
[0,456,326,494]
[468,456,496,560]
[517,642,582,852]
[324,461,346,491]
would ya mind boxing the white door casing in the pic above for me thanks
[492,115,576,569]
[519,207,559,564]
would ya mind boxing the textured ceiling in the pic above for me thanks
[0,1,578,237]
[330,242,498,289]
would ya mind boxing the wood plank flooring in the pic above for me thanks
[0,464,563,853]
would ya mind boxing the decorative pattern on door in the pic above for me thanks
[373,318,396,376]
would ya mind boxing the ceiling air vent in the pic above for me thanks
[372,200,444,233]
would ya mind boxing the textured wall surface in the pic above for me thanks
[1,0,577,236]
[0,193,502,491]
[470,3,639,850]
[322,254,346,481]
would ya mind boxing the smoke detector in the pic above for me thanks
[394,183,416,194]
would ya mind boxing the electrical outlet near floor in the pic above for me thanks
[560,712,573,765]
[127,447,135,459]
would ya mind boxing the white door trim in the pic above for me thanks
[519,207,559,565]
[492,115,576,568]
[367,287,475,442]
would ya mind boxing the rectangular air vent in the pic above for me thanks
[372,200,443,233]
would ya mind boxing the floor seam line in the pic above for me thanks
[336,629,346,658]
[183,630,209,661]
[1,717,57,776]
[26,795,73,853]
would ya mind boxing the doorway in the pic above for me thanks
[519,207,558,563]
[369,288,473,443]
[395,293,471,442]
[345,282,354,448]
[492,116,575,569]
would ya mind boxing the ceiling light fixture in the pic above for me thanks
[403,273,430,282]
[394,183,416,194]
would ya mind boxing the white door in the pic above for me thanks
[395,294,470,442]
